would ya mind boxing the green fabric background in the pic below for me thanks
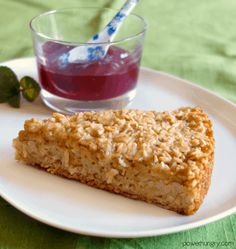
[0,0,236,248]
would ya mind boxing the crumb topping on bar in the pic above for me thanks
[20,107,214,180]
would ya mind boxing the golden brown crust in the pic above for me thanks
[190,155,214,215]
[28,164,194,215]
[13,107,214,215]
[53,167,191,215]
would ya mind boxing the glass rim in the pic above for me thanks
[29,7,147,46]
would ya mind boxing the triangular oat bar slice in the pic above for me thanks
[13,107,214,215]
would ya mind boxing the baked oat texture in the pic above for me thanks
[13,107,214,215]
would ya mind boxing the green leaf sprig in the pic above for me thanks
[0,66,40,108]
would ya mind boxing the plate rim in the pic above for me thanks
[1,188,236,238]
[0,57,236,238]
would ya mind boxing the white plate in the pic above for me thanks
[0,58,236,238]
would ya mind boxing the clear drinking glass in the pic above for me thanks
[30,7,147,114]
